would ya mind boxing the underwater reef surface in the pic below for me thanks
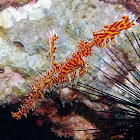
[99,0,140,22]
[0,0,38,10]
[0,0,139,103]
[0,0,140,140]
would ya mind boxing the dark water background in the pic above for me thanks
[0,105,72,140]
[0,104,139,140]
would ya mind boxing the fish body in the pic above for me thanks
[12,16,135,120]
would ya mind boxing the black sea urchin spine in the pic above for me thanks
[69,32,140,140]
